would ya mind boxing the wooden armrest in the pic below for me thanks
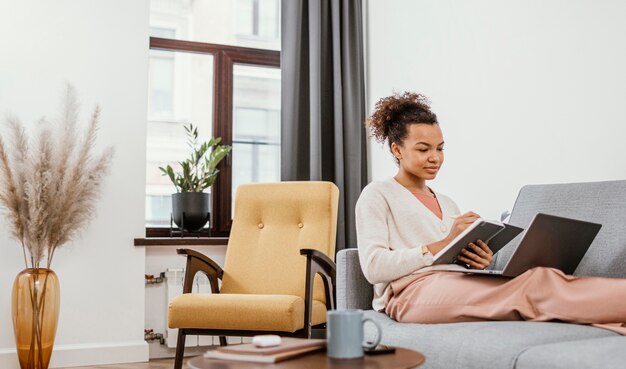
[300,248,336,280]
[177,248,223,294]
[300,248,337,338]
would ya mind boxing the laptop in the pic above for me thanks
[450,213,602,277]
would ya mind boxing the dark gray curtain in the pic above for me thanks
[281,0,367,250]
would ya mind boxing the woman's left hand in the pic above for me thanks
[457,240,493,270]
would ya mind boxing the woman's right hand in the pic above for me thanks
[424,211,482,255]
[446,211,481,241]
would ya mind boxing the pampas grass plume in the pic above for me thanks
[0,85,114,269]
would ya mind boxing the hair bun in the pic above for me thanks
[365,92,436,145]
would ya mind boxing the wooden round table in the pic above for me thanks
[188,347,425,369]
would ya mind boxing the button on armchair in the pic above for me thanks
[168,181,339,369]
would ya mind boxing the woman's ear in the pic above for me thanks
[391,142,402,160]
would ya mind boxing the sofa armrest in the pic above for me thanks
[336,249,374,310]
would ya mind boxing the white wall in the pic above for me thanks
[366,0,626,219]
[0,1,150,367]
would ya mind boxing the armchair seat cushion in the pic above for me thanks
[168,293,327,332]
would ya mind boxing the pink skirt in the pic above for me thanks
[385,267,626,335]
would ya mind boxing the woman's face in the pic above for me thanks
[391,123,444,180]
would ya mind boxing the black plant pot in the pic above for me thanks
[172,192,210,232]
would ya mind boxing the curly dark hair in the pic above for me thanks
[366,92,438,150]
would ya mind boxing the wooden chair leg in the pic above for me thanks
[219,336,227,346]
[174,329,186,369]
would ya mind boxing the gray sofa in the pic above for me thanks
[337,180,626,369]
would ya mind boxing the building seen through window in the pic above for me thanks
[146,0,281,232]
[232,64,281,213]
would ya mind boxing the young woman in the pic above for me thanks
[355,92,626,333]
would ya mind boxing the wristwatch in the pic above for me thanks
[421,245,434,264]
[421,245,433,257]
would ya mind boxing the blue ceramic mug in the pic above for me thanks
[327,309,382,359]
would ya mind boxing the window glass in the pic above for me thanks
[235,0,254,36]
[149,0,281,51]
[150,26,176,39]
[231,64,281,212]
[257,0,279,38]
[148,53,175,118]
[146,50,214,227]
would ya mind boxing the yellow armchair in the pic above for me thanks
[168,181,339,368]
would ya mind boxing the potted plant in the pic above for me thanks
[159,123,231,233]
[0,85,114,369]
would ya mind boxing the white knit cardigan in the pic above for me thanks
[355,177,465,311]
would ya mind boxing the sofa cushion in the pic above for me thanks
[494,180,626,278]
[363,310,618,369]
[515,336,626,369]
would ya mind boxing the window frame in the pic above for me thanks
[146,36,280,238]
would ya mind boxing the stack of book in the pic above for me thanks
[203,337,326,363]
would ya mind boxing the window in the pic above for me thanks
[146,0,281,236]
[146,51,214,228]
[232,65,281,213]
[236,0,280,39]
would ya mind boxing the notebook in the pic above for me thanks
[447,213,602,277]
[432,219,524,265]
[204,338,326,363]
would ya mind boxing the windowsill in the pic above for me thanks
[134,237,228,246]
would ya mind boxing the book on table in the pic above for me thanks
[203,338,326,363]
[432,218,524,265]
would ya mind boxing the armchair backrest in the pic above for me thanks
[220,181,339,304]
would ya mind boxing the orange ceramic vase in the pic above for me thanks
[12,268,60,369]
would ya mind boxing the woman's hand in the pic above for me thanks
[447,211,481,241]
[425,211,482,255]
[457,240,493,270]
